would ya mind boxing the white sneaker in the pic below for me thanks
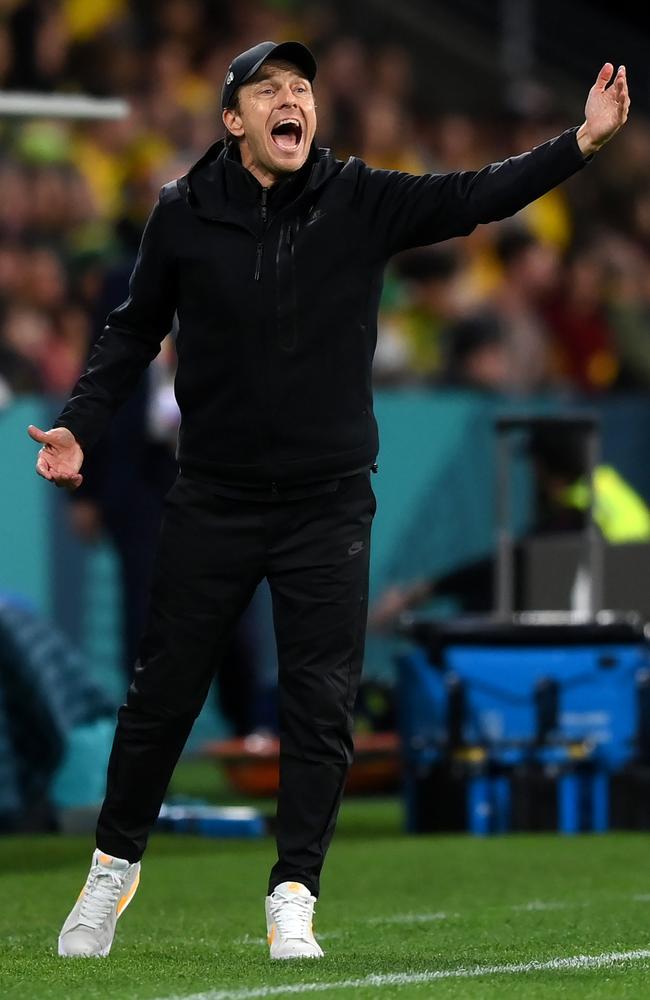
[265,881,324,959]
[58,849,141,957]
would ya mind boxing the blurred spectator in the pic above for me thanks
[0,21,12,87]
[7,0,71,91]
[485,227,560,392]
[544,242,620,392]
[604,234,650,387]
[427,113,486,172]
[374,248,462,382]
[2,302,53,382]
[358,95,426,174]
[0,303,44,393]
[316,37,368,156]
[155,0,207,51]
[0,594,114,833]
[528,424,650,541]
[374,44,414,104]
[440,312,511,393]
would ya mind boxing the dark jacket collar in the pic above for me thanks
[184,138,339,227]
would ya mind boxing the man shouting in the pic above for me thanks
[28,40,629,960]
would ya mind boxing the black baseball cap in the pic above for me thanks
[221,40,317,111]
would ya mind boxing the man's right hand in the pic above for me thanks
[27,425,84,489]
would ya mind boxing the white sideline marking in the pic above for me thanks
[155,949,650,1000]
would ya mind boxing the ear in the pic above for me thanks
[222,107,244,139]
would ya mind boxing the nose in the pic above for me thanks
[277,84,298,108]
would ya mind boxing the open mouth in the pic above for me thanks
[270,118,303,152]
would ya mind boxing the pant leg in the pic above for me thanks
[215,621,258,737]
[104,486,165,679]
[266,472,376,897]
[96,477,264,862]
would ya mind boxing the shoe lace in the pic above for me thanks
[78,867,124,929]
[271,892,314,940]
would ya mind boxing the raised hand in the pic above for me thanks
[577,63,630,156]
[27,424,84,489]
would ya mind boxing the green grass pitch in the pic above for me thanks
[2,762,650,999]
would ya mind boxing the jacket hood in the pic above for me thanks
[183,138,341,225]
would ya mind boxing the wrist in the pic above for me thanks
[576,123,601,158]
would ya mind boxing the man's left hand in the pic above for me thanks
[577,63,630,157]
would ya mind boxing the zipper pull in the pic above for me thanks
[286,224,293,247]
[271,481,279,496]
[261,187,268,225]
[254,243,263,281]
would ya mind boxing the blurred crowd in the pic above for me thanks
[1,0,650,406]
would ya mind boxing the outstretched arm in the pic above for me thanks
[360,62,630,256]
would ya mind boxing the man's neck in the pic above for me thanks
[239,145,281,189]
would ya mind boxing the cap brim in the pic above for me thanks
[241,41,317,87]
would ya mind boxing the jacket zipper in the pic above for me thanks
[286,223,298,351]
[254,187,269,281]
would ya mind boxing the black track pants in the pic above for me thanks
[95,471,376,897]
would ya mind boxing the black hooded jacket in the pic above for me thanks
[54,128,589,490]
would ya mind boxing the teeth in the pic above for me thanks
[275,118,301,128]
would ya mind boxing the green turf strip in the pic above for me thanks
[2,776,650,999]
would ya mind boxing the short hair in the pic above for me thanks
[445,312,504,369]
[495,228,537,268]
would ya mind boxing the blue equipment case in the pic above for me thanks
[396,414,650,835]
[398,614,650,835]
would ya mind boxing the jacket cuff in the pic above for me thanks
[570,125,594,164]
